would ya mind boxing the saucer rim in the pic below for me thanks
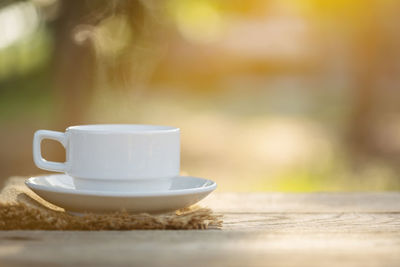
[25,175,217,197]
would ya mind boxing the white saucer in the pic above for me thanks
[25,175,217,214]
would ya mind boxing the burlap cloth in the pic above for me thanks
[0,177,222,230]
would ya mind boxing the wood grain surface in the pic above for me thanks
[1,192,400,266]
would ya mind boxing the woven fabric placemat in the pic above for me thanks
[0,177,222,230]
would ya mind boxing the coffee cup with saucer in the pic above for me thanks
[26,124,216,213]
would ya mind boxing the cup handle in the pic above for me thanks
[33,130,67,172]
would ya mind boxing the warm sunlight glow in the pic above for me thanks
[0,2,39,49]
[170,0,223,44]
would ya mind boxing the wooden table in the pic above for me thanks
[0,193,399,266]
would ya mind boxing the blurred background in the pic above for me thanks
[1,0,400,191]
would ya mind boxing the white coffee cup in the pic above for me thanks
[33,124,180,191]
